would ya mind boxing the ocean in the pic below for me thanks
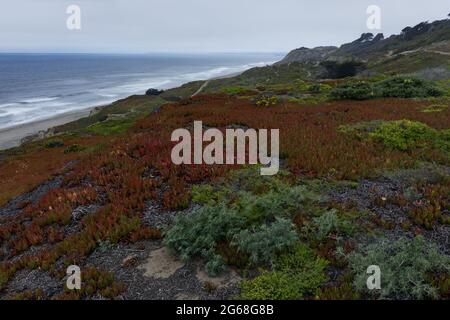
[0,53,282,130]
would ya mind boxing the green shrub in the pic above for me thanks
[240,271,303,300]
[422,104,448,113]
[223,87,251,95]
[88,118,134,136]
[164,205,245,275]
[256,96,278,107]
[44,139,64,148]
[295,80,310,92]
[226,167,289,195]
[308,83,332,94]
[436,129,450,154]
[167,169,323,275]
[369,120,437,151]
[191,168,293,208]
[233,185,320,223]
[275,244,328,277]
[191,184,226,205]
[308,84,322,93]
[338,120,384,139]
[330,77,443,100]
[374,76,443,98]
[190,169,304,224]
[340,120,449,154]
[64,144,85,154]
[308,210,355,240]
[205,254,227,276]
[329,81,374,100]
[240,244,328,300]
[348,236,450,299]
[232,218,298,265]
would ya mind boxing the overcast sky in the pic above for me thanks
[0,0,448,54]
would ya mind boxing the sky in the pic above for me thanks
[0,0,448,54]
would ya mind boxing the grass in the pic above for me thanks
[422,104,448,113]
[88,117,136,136]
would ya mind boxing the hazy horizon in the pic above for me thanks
[0,0,449,54]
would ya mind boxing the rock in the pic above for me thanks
[71,204,100,221]
[89,106,103,116]
[275,46,337,65]
[175,293,200,300]
[146,88,164,96]
[373,33,385,42]
[21,128,56,145]
[138,247,184,279]
[195,268,241,290]
[122,254,139,268]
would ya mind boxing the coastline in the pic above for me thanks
[0,108,94,150]
[0,68,257,151]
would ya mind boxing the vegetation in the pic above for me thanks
[308,210,355,240]
[375,77,443,98]
[240,244,328,300]
[330,81,374,100]
[422,104,448,113]
[348,236,450,299]
[166,168,321,274]
[164,205,244,275]
[88,117,135,136]
[330,77,443,100]
[0,20,449,299]
[255,96,278,107]
[340,119,449,155]
[232,218,298,265]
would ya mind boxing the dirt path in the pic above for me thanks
[388,48,450,58]
[191,80,210,97]
[424,49,450,56]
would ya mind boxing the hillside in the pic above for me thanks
[275,17,450,80]
[0,17,449,301]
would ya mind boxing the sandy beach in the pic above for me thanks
[0,108,93,150]
[0,68,253,151]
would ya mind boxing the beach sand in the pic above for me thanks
[0,108,93,150]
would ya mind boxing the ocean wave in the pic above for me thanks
[20,96,59,104]
[0,58,277,130]
[174,61,275,83]
[0,103,20,109]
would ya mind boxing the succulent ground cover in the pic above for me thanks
[0,75,449,300]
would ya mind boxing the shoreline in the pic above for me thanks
[0,108,94,150]
[0,67,258,151]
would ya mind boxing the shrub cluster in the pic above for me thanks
[305,210,355,241]
[348,236,450,299]
[255,96,278,107]
[164,205,244,275]
[375,77,443,98]
[329,81,375,100]
[232,218,298,265]
[240,244,328,299]
[330,77,443,100]
[165,168,321,275]
[340,120,449,154]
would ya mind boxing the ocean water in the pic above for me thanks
[0,53,282,130]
